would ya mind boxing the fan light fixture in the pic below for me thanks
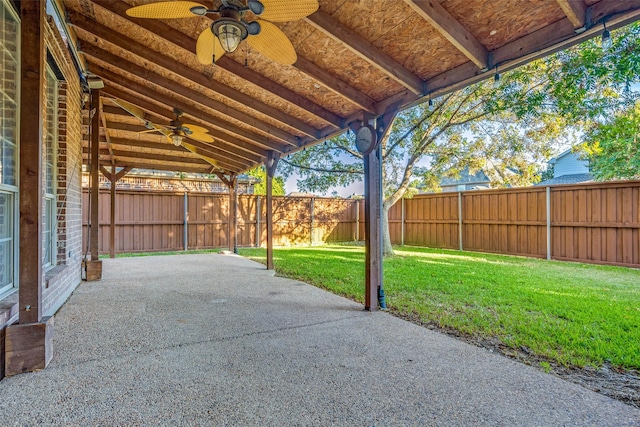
[171,132,184,146]
[213,19,248,53]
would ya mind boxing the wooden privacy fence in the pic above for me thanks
[388,180,640,268]
[83,180,640,268]
[82,190,362,254]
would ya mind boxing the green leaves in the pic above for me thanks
[582,101,640,181]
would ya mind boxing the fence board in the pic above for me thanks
[82,181,640,267]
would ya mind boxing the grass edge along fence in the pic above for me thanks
[83,179,640,268]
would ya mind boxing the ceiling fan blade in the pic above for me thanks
[183,143,218,166]
[258,0,319,22]
[112,98,147,122]
[188,132,215,143]
[126,1,205,19]
[248,20,297,65]
[182,123,209,134]
[196,28,225,64]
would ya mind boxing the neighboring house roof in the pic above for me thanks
[537,173,594,186]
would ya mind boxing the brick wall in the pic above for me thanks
[41,17,83,316]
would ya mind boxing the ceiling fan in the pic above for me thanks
[112,98,220,168]
[126,0,319,65]
[112,98,214,146]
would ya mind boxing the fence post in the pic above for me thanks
[255,195,261,248]
[355,199,360,241]
[458,192,463,251]
[401,197,405,246]
[546,186,551,260]
[310,197,315,246]
[183,192,188,251]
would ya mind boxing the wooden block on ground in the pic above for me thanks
[5,317,54,376]
[85,259,103,281]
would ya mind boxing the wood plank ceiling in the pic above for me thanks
[60,0,640,175]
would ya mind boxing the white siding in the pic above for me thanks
[554,152,589,177]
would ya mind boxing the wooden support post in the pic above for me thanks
[9,0,53,376]
[103,165,130,258]
[19,0,45,324]
[215,172,238,253]
[356,108,398,311]
[229,174,238,253]
[85,89,102,281]
[363,148,382,311]
[265,151,280,270]
[109,170,116,259]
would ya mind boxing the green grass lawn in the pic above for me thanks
[238,245,640,371]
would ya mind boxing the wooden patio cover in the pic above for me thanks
[58,0,640,309]
[62,0,640,174]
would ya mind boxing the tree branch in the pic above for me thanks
[280,157,363,175]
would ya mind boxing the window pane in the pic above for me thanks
[1,0,18,187]
[0,192,13,289]
[44,197,53,267]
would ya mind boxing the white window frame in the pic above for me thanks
[43,65,58,270]
[0,0,20,296]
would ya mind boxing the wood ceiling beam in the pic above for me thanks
[107,137,252,171]
[91,66,290,154]
[80,45,300,146]
[90,0,345,126]
[403,0,489,69]
[396,0,640,113]
[87,157,219,174]
[294,56,376,113]
[101,88,272,161]
[83,146,207,164]
[305,10,425,95]
[555,0,586,29]
[68,12,324,136]
[104,121,262,165]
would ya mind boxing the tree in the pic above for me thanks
[279,24,640,255]
[581,101,640,180]
[246,166,285,196]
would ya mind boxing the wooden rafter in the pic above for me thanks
[80,45,300,146]
[91,0,348,123]
[91,68,290,153]
[100,91,272,161]
[305,10,425,95]
[68,11,326,136]
[104,124,263,164]
[403,0,489,69]
[556,0,586,29]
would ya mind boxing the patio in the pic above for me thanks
[1,253,637,425]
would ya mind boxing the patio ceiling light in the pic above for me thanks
[171,132,184,146]
[212,19,248,53]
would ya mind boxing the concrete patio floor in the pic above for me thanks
[1,253,638,426]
